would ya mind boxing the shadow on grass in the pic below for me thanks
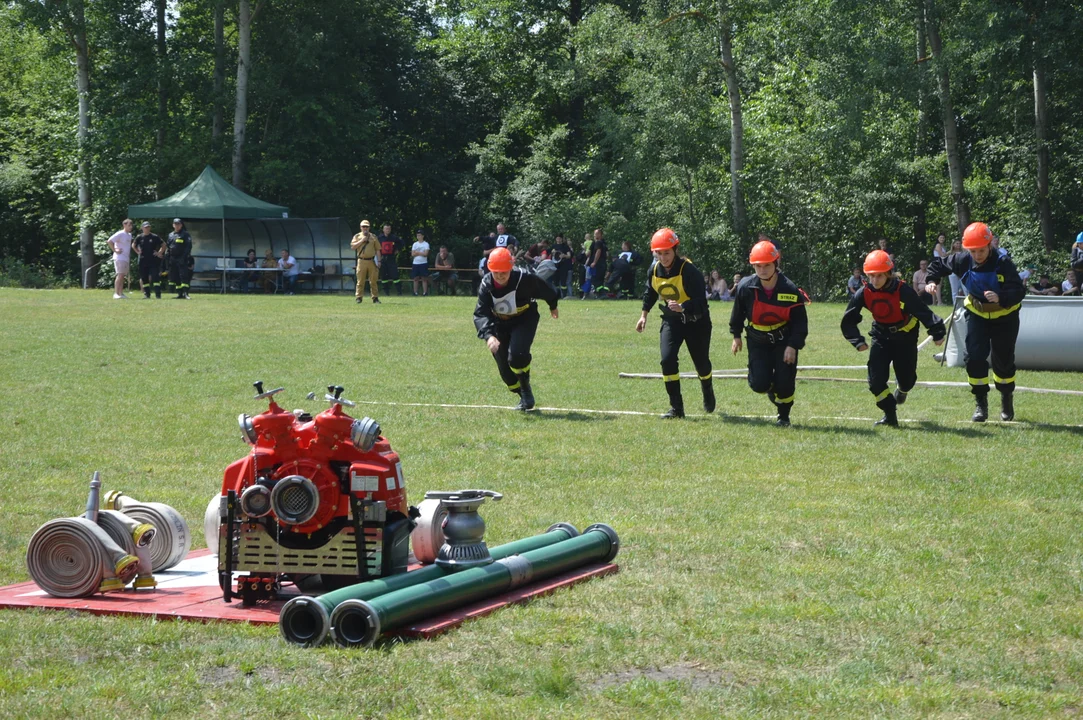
[715,413,877,436]
[904,420,993,438]
[525,410,616,422]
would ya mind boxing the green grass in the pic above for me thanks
[1,288,1081,719]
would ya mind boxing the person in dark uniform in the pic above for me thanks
[166,218,192,299]
[841,250,946,427]
[729,240,808,426]
[635,228,713,418]
[924,221,1024,422]
[377,224,403,296]
[133,221,164,299]
[474,247,559,412]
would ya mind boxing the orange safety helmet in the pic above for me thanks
[650,228,679,252]
[962,222,992,249]
[748,240,780,264]
[487,247,514,273]
[863,249,894,274]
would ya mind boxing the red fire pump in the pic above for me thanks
[217,382,417,605]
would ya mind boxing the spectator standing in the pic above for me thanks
[635,229,714,419]
[133,221,164,299]
[931,234,949,304]
[433,246,458,295]
[925,222,1024,422]
[411,229,431,296]
[350,219,381,304]
[278,249,299,295]
[107,219,134,299]
[551,234,574,298]
[846,266,863,299]
[912,259,932,303]
[166,218,192,299]
[946,239,965,300]
[260,250,278,292]
[1071,233,1083,280]
[494,223,519,258]
[586,228,609,298]
[378,224,403,295]
[1061,270,1080,296]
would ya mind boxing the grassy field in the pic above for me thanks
[1,288,1081,719]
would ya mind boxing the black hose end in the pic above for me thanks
[279,596,330,647]
[330,599,381,648]
[545,522,579,538]
[584,523,620,563]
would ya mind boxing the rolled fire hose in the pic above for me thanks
[105,491,191,571]
[409,498,449,565]
[280,523,580,647]
[203,494,222,556]
[26,517,140,597]
[329,523,619,648]
[94,509,158,589]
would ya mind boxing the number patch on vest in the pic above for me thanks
[777,293,798,303]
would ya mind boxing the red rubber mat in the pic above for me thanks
[0,549,619,639]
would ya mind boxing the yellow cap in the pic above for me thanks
[360,220,370,227]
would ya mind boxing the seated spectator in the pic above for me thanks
[847,266,863,298]
[239,249,259,293]
[912,259,933,303]
[432,245,458,295]
[732,273,743,291]
[1029,274,1061,296]
[1062,270,1080,296]
[278,249,299,295]
[524,238,550,263]
[708,270,729,300]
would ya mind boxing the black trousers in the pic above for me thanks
[491,313,539,390]
[964,311,1019,395]
[169,258,190,289]
[660,318,713,379]
[866,329,918,408]
[139,256,161,290]
[746,337,798,404]
[379,257,399,294]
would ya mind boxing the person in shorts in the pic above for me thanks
[411,229,431,296]
[107,219,134,299]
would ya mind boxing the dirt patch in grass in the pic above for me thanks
[590,662,734,692]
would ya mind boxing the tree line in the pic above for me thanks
[1,0,1080,295]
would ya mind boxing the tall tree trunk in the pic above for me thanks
[68,0,95,286]
[232,0,254,188]
[924,0,970,234]
[155,0,167,197]
[913,0,929,248]
[1032,41,1054,252]
[212,0,225,140]
[717,3,748,246]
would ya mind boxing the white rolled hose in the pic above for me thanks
[203,494,222,556]
[26,517,140,597]
[105,491,191,571]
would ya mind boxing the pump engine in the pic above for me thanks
[216,382,417,605]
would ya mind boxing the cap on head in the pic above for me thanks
[360,220,370,227]
[650,228,679,252]
[172,218,182,224]
[863,249,894,274]
[141,221,151,228]
[1075,231,1083,245]
[749,240,780,264]
[488,247,514,272]
[962,222,992,249]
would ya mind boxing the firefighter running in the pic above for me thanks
[841,250,946,427]
[474,247,560,411]
[634,228,714,419]
[729,240,808,427]
[924,221,1024,422]
[166,218,192,299]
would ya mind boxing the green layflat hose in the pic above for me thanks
[329,523,619,648]
[279,523,580,647]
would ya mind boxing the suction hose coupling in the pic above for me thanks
[279,596,332,647]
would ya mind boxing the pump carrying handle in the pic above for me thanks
[424,489,503,502]
[306,384,356,408]
[252,380,284,401]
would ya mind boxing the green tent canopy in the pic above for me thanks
[127,165,288,220]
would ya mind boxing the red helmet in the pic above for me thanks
[962,222,992,249]
[650,228,679,252]
[749,240,780,264]
[863,249,894,274]
[487,247,514,272]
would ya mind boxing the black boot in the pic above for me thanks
[775,402,792,427]
[663,379,684,419]
[701,379,716,414]
[894,389,908,406]
[875,396,898,427]
[972,393,989,423]
[1000,390,1014,422]
[515,372,535,411]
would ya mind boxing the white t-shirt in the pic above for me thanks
[412,240,430,265]
[109,230,132,262]
[1063,279,1075,294]
[278,255,300,276]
